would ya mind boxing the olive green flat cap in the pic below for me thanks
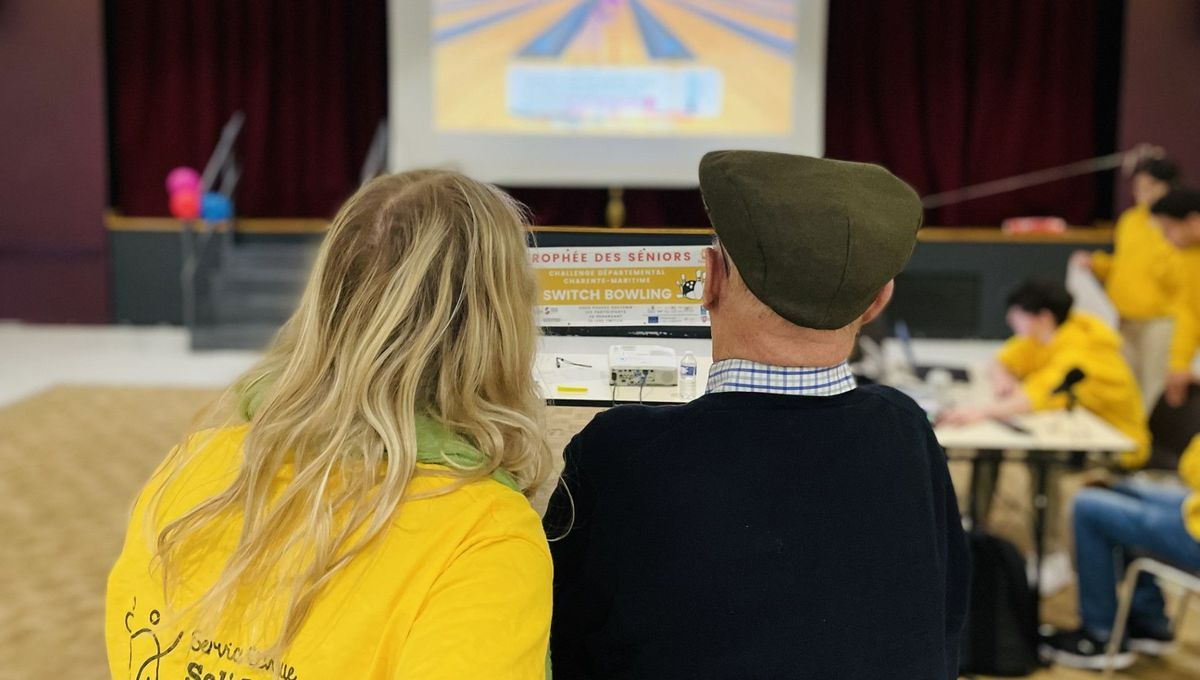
[699,150,923,330]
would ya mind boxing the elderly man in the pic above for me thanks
[543,151,970,679]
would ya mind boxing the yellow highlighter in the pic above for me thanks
[556,385,588,394]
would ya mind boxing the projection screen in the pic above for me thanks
[388,0,827,186]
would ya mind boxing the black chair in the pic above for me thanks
[1145,384,1200,471]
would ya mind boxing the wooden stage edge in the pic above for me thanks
[104,213,1116,244]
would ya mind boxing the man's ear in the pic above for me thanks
[702,247,723,310]
[860,280,895,325]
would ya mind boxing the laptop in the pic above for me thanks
[894,320,970,383]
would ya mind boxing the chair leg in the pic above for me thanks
[1104,560,1145,676]
[1173,589,1192,633]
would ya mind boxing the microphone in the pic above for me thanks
[1052,368,1086,396]
[1052,367,1086,412]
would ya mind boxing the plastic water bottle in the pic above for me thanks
[925,368,954,406]
[679,351,698,400]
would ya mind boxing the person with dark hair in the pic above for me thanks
[940,281,1150,607]
[1152,187,1200,407]
[1006,278,1075,324]
[1072,156,1182,408]
[1133,157,1181,192]
[940,279,1149,468]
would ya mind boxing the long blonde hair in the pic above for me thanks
[148,170,551,651]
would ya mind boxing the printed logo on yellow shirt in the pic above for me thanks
[124,597,183,680]
[187,633,300,680]
[121,596,304,680]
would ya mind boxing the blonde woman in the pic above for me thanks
[106,171,554,679]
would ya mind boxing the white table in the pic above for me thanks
[935,407,1135,455]
[537,335,712,405]
[935,387,1136,624]
[534,335,1007,405]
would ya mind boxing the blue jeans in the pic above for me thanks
[1074,481,1200,638]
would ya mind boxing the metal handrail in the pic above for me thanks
[921,143,1164,209]
[359,119,389,185]
[182,111,246,340]
[200,111,246,193]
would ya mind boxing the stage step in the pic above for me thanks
[225,242,317,271]
[189,241,315,350]
[190,323,279,351]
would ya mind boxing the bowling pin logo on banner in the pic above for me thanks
[531,246,710,327]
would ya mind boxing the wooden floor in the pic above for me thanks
[1022,587,1200,679]
[0,386,1196,678]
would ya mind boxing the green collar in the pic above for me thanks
[238,378,519,492]
[413,414,520,492]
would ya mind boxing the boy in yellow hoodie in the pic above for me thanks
[1154,188,1200,407]
[1072,158,1181,408]
[940,279,1150,469]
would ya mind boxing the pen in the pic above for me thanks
[995,418,1032,435]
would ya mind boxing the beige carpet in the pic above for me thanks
[0,386,1196,679]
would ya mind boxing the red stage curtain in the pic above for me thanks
[825,0,1118,226]
[108,0,387,218]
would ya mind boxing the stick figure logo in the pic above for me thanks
[124,597,183,680]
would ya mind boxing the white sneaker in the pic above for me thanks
[1028,550,1075,597]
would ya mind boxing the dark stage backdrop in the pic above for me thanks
[107,1,1122,226]
[825,0,1124,227]
[1117,0,1200,211]
[107,0,387,218]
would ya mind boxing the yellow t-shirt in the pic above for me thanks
[1170,248,1200,372]
[997,312,1150,468]
[1179,437,1200,541]
[1091,205,1182,320]
[106,427,552,680]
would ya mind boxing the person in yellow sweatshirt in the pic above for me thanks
[1154,188,1200,409]
[940,279,1150,469]
[1072,158,1182,409]
[1040,436,1200,670]
[106,171,554,680]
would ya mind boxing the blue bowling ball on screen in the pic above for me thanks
[200,192,234,221]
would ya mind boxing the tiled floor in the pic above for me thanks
[0,322,260,407]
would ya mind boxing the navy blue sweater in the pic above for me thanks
[544,386,970,679]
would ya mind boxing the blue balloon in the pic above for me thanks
[200,192,234,221]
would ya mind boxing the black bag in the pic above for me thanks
[958,531,1040,677]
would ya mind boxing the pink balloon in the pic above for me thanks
[166,166,201,195]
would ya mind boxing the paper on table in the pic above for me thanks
[536,355,606,384]
[1066,264,1118,329]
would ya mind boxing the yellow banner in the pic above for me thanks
[531,246,709,327]
[537,265,705,305]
